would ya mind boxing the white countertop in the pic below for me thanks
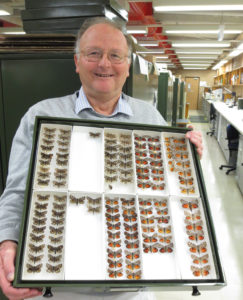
[207,100,243,135]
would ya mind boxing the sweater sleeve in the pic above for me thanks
[0,109,35,243]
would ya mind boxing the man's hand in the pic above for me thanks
[0,240,42,300]
[185,125,203,159]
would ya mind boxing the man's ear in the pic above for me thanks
[74,54,79,74]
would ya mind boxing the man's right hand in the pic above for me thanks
[0,240,42,300]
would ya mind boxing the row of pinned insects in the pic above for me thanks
[24,193,104,275]
[36,126,71,188]
[105,196,142,280]
[180,198,210,277]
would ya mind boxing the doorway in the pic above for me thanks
[185,77,200,110]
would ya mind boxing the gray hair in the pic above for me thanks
[75,17,133,62]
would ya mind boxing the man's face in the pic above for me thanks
[74,23,130,99]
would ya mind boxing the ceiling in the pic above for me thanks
[0,0,243,71]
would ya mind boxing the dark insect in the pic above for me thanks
[39,159,51,166]
[58,134,70,141]
[59,129,71,135]
[105,133,116,139]
[56,159,68,166]
[54,173,67,181]
[38,172,51,179]
[30,233,45,243]
[39,166,50,173]
[105,160,118,167]
[32,225,46,234]
[41,152,53,160]
[87,197,101,205]
[35,202,48,210]
[105,145,118,152]
[44,127,56,133]
[29,243,45,253]
[105,175,118,183]
[105,167,117,175]
[89,131,101,138]
[37,178,50,185]
[119,146,132,153]
[55,168,68,174]
[108,259,123,269]
[70,195,85,205]
[40,145,54,152]
[49,226,64,235]
[42,138,54,145]
[26,263,42,273]
[48,254,62,263]
[125,250,140,261]
[120,176,133,184]
[53,202,66,210]
[88,206,101,213]
[120,134,131,140]
[58,147,69,153]
[125,260,140,270]
[53,180,66,187]
[105,152,118,159]
[108,268,123,278]
[43,133,55,140]
[46,263,63,273]
[119,153,132,160]
[52,210,65,218]
[28,254,44,263]
[56,153,69,159]
[47,245,63,254]
[36,194,50,201]
[57,140,69,147]
[54,195,66,203]
[33,217,47,226]
[126,270,142,280]
[34,210,47,218]
[107,248,122,259]
[51,217,65,226]
[122,214,137,223]
[49,235,63,244]
[119,160,132,168]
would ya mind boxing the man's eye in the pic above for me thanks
[88,51,100,56]
[110,53,122,60]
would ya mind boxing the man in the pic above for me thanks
[0,17,203,300]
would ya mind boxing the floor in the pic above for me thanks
[154,110,243,299]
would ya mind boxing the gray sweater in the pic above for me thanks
[0,92,166,243]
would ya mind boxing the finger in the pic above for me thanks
[1,243,16,282]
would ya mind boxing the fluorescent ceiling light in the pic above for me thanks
[183,67,208,70]
[182,63,211,66]
[139,41,159,46]
[3,31,26,35]
[228,42,243,57]
[166,30,241,34]
[178,56,217,59]
[155,56,168,59]
[126,26,147,34]
[212,60,228,70]
[0,9,10,15]
[105,10,117,20]
[172,43,230,47]
[137,50,164,54]
[154,5,243,12]
[180,61,214,63]
[176,50,222,54]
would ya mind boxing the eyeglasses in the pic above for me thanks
[80,48,130,64]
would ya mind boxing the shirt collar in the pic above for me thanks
[75,86,133,117]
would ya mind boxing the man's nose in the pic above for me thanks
[98,53,112,67]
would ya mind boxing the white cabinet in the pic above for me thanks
[236,134,243,194]
[218,116,229,161]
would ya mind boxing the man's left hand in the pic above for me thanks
[185,125,203,159]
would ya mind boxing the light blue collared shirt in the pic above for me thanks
[75,87,133,117]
